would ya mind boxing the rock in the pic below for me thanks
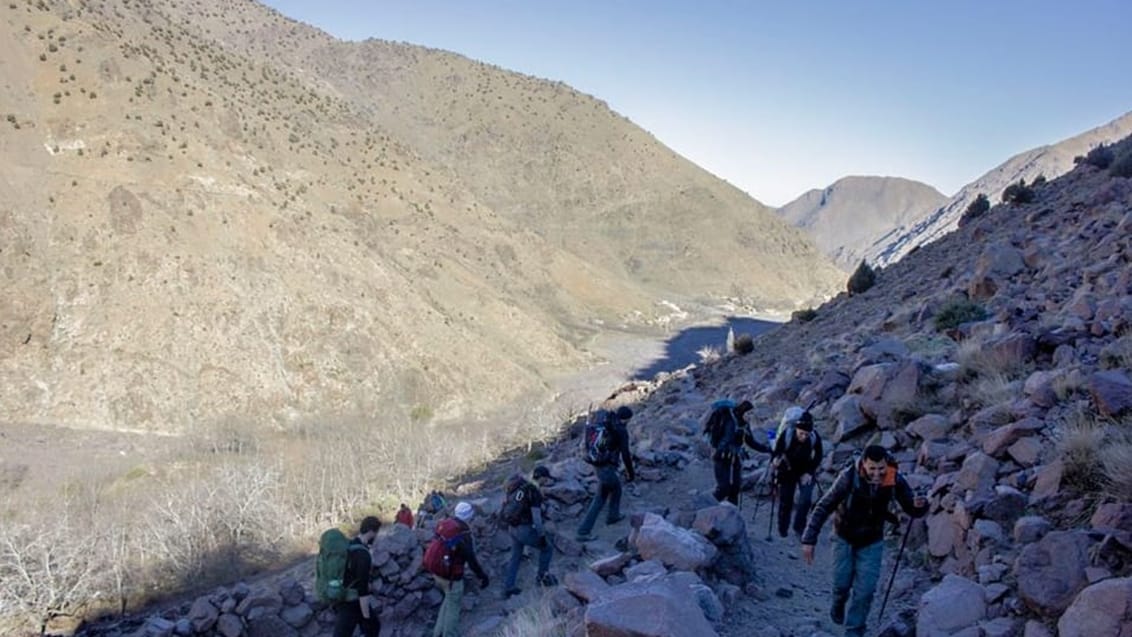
[544,478,592,505]
[564,569,611,603]
[692,504,756,584]
[982,485,1028,528]
[1006,437,1042,467]
[980,616,1021,637]
[633,513,717,571]
[982,418,1042,457]
[143,617,175,637]
[691,584,724,623]
[906,414,953,441]
[188,597,219,634]
[1057,577,1132,637]
[247,615,298,637]
[216,613,243,637]
[280,604,313,628]
[584,574,718,637]
[956,452,999,495]
[234,589,282,621]
[1014,531,1094,615]
[1088,370,1132,417]
[927,512,960,557]
[625,560,667,581]
[917,574,987,636]
[1091,502,1132,533]
[1030,461,1063,500]
[1022,620,1054,637]
[590,552,634,578]
[831,394,871,441]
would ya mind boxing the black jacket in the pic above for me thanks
[345,537,373,600]
[597,421,636,480]
[772,429,824,478]
[708,407,771,460]
[802,460,927,547]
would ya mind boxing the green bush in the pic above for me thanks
[791,308,817,323]
[1110,149,1132,178]
[733,333,754,355]
[1078,144,1114,169]
[1001,180,1035,204]
[847,260,876,296]
[959,193,990,226]
[934,298,989,331]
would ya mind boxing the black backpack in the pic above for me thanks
[704,399,739,450]
[582,410,617,465]
[501,480,534,526]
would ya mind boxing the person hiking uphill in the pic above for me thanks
[800,445,927,637]
[575,405,636,542]
[704,399,771,505]
[502,465,557,598]
[333,516,381,637]
[424,502,490,637]
[771,406,823,538]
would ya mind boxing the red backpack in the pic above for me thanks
[422,518,466,579]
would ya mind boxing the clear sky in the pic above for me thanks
[260,0,1132,206]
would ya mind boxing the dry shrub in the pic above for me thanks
[1099,334,1132,370]
[497,594,569,637]
[1057,412,1109,495]
[956,334,1027,379]
[967,372,1019,410]
[697,345,721,364]
[1100,438,1132,502]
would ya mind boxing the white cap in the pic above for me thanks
[781,406,805,427]
[454,501,474,522]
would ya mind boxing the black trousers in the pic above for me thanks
[712,455,742,505]
[776,473,815,536]
[333,600,381,637]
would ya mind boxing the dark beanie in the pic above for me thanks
[736,400,754,415]
[795,411,814,432]
[616,406,633,421]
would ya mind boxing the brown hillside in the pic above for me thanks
[0,0,840,433]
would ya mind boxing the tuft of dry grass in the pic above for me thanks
[496,594,570,637]
[1100,438,1132,502]
[967,371,1020,409]
[1056,410,1115,496]
[1099,334,1132,370]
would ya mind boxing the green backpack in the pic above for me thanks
[315,528,368,603]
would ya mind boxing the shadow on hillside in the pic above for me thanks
[629,316,780,380]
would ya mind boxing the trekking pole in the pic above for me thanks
[765,478,777,541]
[877,514,914,624]
[749,468,768,522]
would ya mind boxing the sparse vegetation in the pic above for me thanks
[1110,147,1132,179]
[934,298,989,332]
[1001,179,1035,204]
[697,345,722,364]
[1057,413,1107,495]
[733,333,754,354]
[791,308,817,323]
[1076,143,1114,169]
[959,193,990,226]
[846,260,876,296]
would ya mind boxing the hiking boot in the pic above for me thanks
[503,587,521,599]
[537,573,558,587]
[830,598,846,625]
[607,514,625,525]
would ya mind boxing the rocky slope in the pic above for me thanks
[873,109,1132,267]
[777,176,946,271]
[0,0,841,434]
[75,135,1132,637]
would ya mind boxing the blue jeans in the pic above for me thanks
[577,464,622,536]
[777,475,815,536]
[504,524,553,590]
[832,536,884,637]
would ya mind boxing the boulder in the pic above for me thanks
[564,569,610,603]
[1014,531,1094,615]
[584,574,718,637]
[1056,577,1132,637]
[1088,370,1132,417]
[1091,502,1132,533]
[907,414,953,441]
[633,513,717,571]
[917,574,987,637]
[955,452,999,495]
[1013,516,1052,544]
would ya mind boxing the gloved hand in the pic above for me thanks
[479,575,490,588]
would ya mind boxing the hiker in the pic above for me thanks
[333,515,381,637]
[771,406,824,537]
[705,399,771,505]
[575,405,636,541]
[426,501,489,637]
[502,465,557,597]
[800,445,928,637]
[395,503,414,527]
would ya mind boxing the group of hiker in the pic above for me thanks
[320,399,925,637]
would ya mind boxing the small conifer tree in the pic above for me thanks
[847,260,877,296]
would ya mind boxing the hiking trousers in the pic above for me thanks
[577,464,622,536]
[333,600,380,637]
[504,524,553,591]
[431,576,465,637]
[831,536,884,637]
[776,474,815,536]
[712,455,743,505]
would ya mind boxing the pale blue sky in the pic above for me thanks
[261,1,1132,206]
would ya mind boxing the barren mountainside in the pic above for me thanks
[872,110,1132,267]
[0,0,842,433]
[777,175,946,271]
